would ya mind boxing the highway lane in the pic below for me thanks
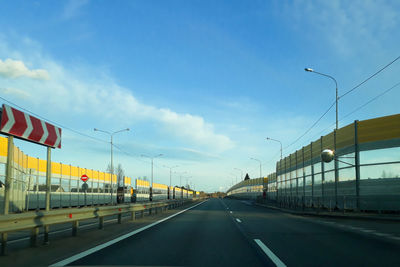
[62,198,270,266]
[223,198,400,266]
[52,198,400,266]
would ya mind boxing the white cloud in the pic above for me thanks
[62,0,90,20]
[0,58,50,80]
[157,108,234,152]
[0,57,234,153]
[0,87,30,99]
[285,0,400,55]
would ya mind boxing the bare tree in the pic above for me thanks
[106,163,113,174]
[106,163,125,186]
[115,164,125,187]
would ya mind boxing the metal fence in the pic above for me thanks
[228,113,400,212]
[0,136,132,214]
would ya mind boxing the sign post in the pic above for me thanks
[3,136,14,216]
[0,104,62,249]
[81,175,89,206]
[1,135,13,255]
[44,146,51,244]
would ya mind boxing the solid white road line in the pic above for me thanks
[359,229,375,233]
[254,239,286,267]
[236,218,241,223]
[49,200,207,267]
[373,232,391,237]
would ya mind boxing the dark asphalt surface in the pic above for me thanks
[65,198,400,267]
[68,199,269,266]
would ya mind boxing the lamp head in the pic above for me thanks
[305,68,314,72]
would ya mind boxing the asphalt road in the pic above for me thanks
[53,198,400,267]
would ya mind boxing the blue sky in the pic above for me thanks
[0,0,399,192]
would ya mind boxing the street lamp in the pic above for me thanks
[234,168,243,180]
[250,157,262,178]
[229,172,238,184]
[266,137,283,160]
[163,165,179,188]
[306,67,340,207]
[183,176,192,189]
[94,127,129,205]
[141,154,163,201]
[305,68,339,130]
[174,171,187,187]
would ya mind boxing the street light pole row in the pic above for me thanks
[164,165,179,188]
[94,129,192,202]
[266,137,283,160]
[230,68,339,195]
[94,127,129,204]
[250,157,262,178]
[141,154,163,201]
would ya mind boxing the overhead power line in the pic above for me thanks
[0,95,159,167]
[284,101,335,150]
[303,81,400,146]
[283,55,400,152]
[340,81,400,122]
[340,55,400,99]
[112,143,152,165]
[0,95,159,163]
[0,94,108,145]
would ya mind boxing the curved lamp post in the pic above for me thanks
[266,137,283,160]
[94,127,129,204]
[250,157,262,178]
[305,68,339,130]
[141,154,163,201]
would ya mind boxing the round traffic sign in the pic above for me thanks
[81,174,89,182]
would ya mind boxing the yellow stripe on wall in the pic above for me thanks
[358,114,400,144]
[0,136,7,157]
[336,123,355,149]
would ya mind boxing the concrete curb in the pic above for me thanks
[254,202,400,222]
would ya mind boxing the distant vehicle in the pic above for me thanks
[131,188,137,203]
[117,187,125,204]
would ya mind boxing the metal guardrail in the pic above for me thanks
[0,198,194,255]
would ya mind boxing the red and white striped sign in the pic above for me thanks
[81,174,89,182]
[0,104,62,148]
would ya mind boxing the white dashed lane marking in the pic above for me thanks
[254,239,286,267]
